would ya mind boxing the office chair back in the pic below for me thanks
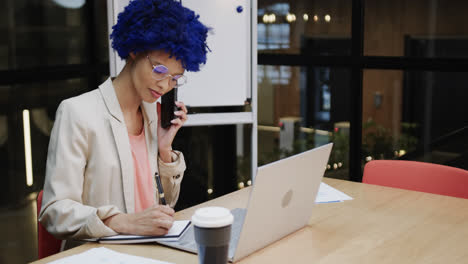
[37,190,62,259]
[363,160,468,199]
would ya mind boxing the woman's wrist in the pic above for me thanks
[159,148,173,163]
[104,213,131,234]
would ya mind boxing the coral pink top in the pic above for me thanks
[129,128,155,213]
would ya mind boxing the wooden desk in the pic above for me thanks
[31,178,468,264]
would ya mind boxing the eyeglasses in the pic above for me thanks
[146,56,187,88]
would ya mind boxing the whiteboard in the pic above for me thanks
[107,0,251,107]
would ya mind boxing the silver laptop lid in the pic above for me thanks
[232,143,333,262]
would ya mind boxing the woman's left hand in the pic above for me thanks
[157,101,187,162]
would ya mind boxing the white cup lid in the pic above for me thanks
[191,206,234,228]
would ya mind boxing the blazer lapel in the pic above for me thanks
[142,101,159,203]
[99,78,135,213]
[142,101,158,173]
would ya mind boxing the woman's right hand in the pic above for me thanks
[104,205,175,236]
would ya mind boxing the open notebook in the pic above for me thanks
[89,220,191,244]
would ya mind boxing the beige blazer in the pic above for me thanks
[39,78,186,240]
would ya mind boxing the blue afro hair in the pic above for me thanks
[110,0,210,72]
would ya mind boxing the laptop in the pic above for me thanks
[159,143,333,262]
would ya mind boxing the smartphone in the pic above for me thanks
[161,88,179,128]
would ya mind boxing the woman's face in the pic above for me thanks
[130,50,185,103]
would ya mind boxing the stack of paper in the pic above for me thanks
[315,182,353,203]
[47,247,173,264]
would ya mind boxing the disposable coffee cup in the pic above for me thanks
[192,206,234,264]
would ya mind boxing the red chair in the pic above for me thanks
[37,190,63,259]
[363,160,468,199]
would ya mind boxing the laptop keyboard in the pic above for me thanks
[166,208,246,259]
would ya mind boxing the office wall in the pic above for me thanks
[260,0,468,137]
[363,0,468,137]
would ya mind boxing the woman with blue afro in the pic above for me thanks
[39,0,210,249]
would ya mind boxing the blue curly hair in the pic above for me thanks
[110,0,210,72]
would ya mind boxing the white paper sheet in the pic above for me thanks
[47,247,173,264]
[315,182,353,203]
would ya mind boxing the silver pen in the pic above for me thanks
[155,172,167,205]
